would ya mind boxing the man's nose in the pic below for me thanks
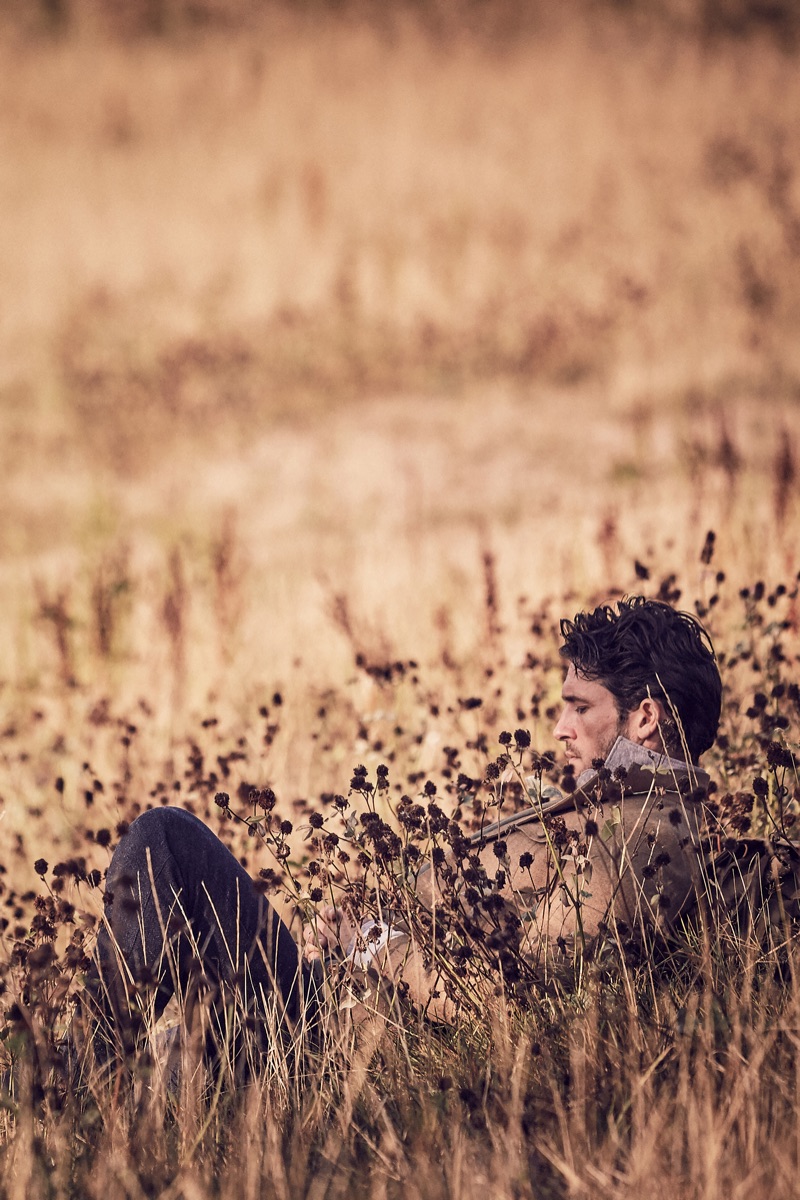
[552,708,571,742]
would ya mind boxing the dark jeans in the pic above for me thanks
[86,807,313,1063]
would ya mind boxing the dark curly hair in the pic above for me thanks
[559,597,721,762]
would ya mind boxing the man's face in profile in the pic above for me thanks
[552,663,629,776]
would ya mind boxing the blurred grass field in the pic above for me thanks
[1,5,799,1198]
[0,0,797,703]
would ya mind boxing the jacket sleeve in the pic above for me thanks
[482,790,705,959]
[586,790,706,938]
[339,912,460,1025]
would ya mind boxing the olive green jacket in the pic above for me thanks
[343,740,797,1022]
[352,740,712,1021]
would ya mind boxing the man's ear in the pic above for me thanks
[625,697,664,748]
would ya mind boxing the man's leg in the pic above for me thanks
[84,807,306,1063]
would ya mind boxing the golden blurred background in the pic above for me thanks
[0,0,797,731]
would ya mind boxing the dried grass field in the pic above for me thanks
[1,4,800,1198]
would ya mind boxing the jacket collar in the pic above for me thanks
[575,736,708,793]
[481,738,709,841]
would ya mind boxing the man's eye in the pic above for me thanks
[575,706,588,715]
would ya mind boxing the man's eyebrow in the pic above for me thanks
[561,690,592,705]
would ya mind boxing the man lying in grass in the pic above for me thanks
[303,596,723,1021]
[85,595,768,1061]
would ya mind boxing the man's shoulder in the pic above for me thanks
[472,758,711,849]
[578,761,710,802]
